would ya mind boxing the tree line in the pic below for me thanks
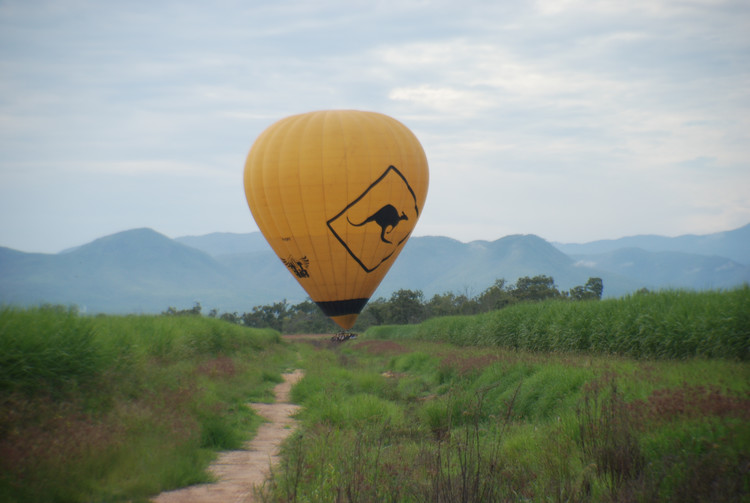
[164,275,603,334]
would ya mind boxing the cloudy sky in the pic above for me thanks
[1,0,748,253]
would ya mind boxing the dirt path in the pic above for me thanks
[153,369,304,503]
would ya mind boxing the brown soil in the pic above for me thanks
[281,333,333,341]
[152,369,304,503]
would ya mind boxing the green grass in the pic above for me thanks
[0,305,103,393]
[0,306,295,503]
[261,335,749,502]
[4,287,748,501]
[368,287,750,360]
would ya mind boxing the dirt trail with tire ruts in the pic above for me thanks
[153,369,304,503]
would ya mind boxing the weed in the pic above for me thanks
[195,355,237,378]
[577,377,645,496]
[628,384,750,425]
[421,384,518,502]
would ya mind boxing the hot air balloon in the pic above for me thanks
[243,110,429,330]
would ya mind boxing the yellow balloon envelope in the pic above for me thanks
[243,110,429,329]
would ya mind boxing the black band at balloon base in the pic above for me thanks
[316,298,369,317]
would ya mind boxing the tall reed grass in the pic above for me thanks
[368,287,750,359]
[0,305,103,393]
[0,306,292,503]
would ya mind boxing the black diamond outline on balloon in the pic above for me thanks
[327,165,420,273]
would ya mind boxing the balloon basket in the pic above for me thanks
[331,331,358,343]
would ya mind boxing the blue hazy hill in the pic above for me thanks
[1,224,748,314]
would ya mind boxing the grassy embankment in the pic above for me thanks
[261,288,749,502]
[0,306,297,503]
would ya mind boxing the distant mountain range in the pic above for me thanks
[1,224,748,314]
[553,224,750,265]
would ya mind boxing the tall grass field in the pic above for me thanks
[2,288,748,502]
[260,288,749,502]
[368,287,749,360]
[0,306,296,503]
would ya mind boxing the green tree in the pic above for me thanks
[284,299,337,334]
[476,279,512,312]
[162,302,202,316]
[425,292,477,317]
[388,289,426,325]
[511,275,560,302]
[242,301,289,331]
[354,298,389,330]
[569,277,604,301]
[585,277,604,299]
[219,311,240,324]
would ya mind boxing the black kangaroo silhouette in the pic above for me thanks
[347,204,408,244]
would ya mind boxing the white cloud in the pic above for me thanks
[574,260,598,268]
[389,85,496,115]
[534,0,734,17]
[78,160,220,177]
